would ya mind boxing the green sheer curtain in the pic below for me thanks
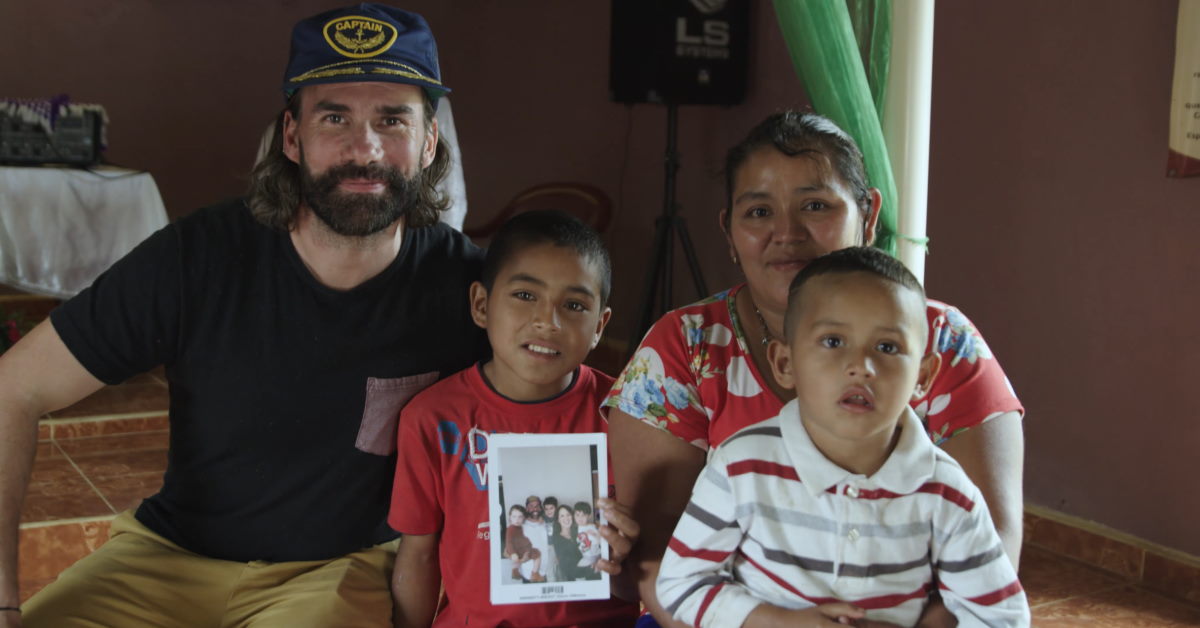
[846,0,891,116]
[772,0,897,255]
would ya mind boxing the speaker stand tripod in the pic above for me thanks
[630,104,709,356]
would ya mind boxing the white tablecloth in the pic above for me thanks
[0,165,168,298]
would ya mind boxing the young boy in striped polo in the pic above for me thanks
[656,247,1029,627]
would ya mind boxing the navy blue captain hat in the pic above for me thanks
[282,3,449,103]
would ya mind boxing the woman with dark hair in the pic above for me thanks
[549,504,586,582]
[605,111,1025,628]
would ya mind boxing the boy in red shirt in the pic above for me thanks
[389,210,640,627]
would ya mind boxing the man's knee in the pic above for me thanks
[237,543,396,628]
[23,515,233,627]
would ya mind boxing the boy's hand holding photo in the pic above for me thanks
[593,497,638,575]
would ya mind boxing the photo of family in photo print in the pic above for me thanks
[487,433,610,605]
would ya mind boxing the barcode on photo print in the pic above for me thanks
[541,585,565,595]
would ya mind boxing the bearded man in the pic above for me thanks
[0,5,484,627]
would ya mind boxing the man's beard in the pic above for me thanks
[298,154,420,237]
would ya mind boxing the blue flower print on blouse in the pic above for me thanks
[616,370,666,419]
[664,377,690,410]
[934,307,994,367]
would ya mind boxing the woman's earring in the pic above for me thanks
[731,253,740,265]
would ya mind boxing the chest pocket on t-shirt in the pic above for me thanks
[357,372,440,455]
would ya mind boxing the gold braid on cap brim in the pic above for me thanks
[289,58,442,85]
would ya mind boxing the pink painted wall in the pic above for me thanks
[4,1,1197,555]
[927,1,1200,556]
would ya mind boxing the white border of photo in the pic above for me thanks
[487,432,610,605]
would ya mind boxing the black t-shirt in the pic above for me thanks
[51,199,486,562]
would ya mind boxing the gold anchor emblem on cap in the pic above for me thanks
[335,27,386,54]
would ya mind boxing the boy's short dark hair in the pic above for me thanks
[481,209,612,306]
[509,504,528,517]
[784,247,926,341]
[573,501,592,516]
[543,496,558,508]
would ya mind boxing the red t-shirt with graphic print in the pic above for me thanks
[390,364,637,628]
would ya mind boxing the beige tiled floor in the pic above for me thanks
[21,371,170,602]
[19,375,1200,625]
[1021,546,1200,625]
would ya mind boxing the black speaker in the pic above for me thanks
[610,0,750,106]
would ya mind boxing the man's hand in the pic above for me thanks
[593,497,638,575]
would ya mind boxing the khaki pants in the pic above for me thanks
[23,511,396,627]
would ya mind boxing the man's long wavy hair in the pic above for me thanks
[246,91,451,231]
